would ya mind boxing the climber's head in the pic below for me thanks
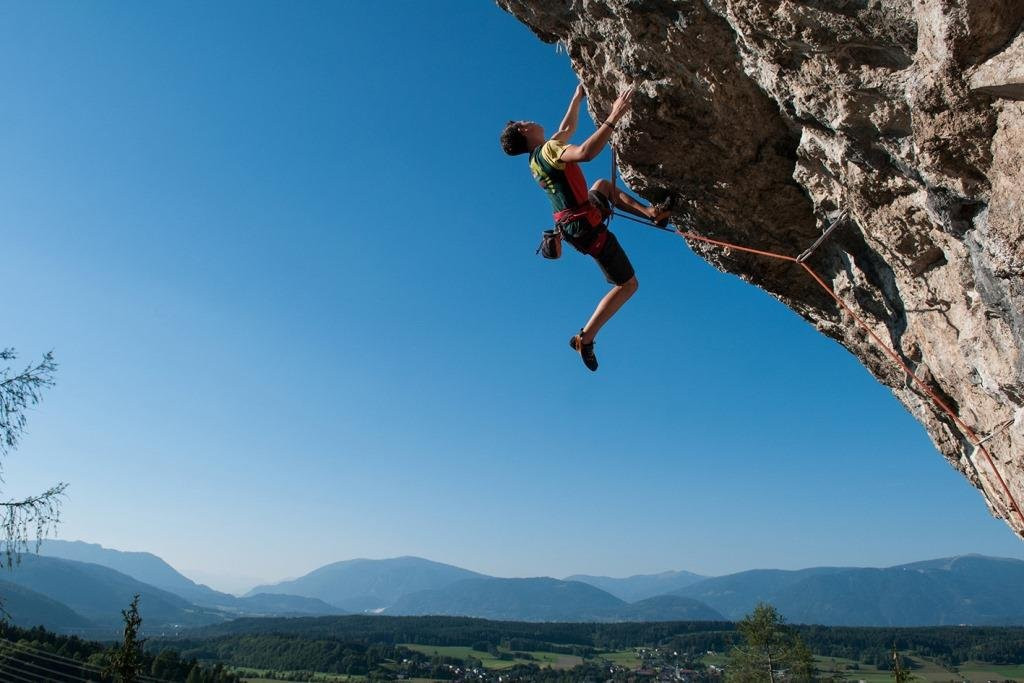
[500,120,544,155]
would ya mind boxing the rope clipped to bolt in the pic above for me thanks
[616,206,1023,527]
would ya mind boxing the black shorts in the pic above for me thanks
[592,229,635,285]
[563,190,634,285]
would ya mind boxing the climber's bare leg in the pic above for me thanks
[591,179,670,223]
[581,276,637,344]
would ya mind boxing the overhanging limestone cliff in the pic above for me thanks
[498,0,1024,537]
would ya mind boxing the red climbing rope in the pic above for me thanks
[618,209,1024,528]
[797,261,1023,528]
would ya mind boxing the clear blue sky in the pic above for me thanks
[3,1,1021,594]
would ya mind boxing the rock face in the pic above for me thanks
[498,0,1024,537]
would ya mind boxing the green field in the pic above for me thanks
[401,643,516,669]
[600,649,643,669]
[546,653,585,669]
[955,662,1024,680]
[400,643,582,671]
[238,672,364,683]
[704,652,730,668]
[803,654,1024,683]
[812,654,893,682]
[235,648,1024,683]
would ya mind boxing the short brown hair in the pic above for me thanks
[500,120,529,156]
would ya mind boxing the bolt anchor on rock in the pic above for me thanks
[796,209,850,263]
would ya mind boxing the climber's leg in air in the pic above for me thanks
[567,180,671,371]
[590,178,672,226]
[571,269,638,371]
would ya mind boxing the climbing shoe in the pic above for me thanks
[650,197,676,227]
[569,331,599,372]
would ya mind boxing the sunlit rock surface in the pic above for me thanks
[498,0,1024,537]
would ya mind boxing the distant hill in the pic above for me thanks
[3,555,226,633]
[39,539,236,607]
[673,555,1024,625]
[672,567,840,618]
[385,577,725,622]
[230,593,347,617]
[247,556,488,611]
[614,595,726,621]
[181,613,732,642]
[0,579,95,630]
[387,577,625,621]
[30,545,1024,627]
[566,570,706,602]
[38,540,343,617]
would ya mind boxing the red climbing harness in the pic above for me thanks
[552,160,604,231]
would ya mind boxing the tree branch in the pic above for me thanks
[0,482,68,568]
[0,349,58,460]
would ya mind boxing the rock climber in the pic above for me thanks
[500,84,671,371]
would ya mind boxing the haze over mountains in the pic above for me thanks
[3,540,1021,637]
[245,556,488,612]
[36,540,345,617]
[672,555,1024,625]
[385,577,723,622]
[565,570,707,602]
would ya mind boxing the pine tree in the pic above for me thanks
[107,594,145,682]
[891,645,914,683]
[727,603,817,683]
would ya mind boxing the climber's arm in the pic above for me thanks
[559,86,633,163]
[552,84,586,144]
[559,122,614,163]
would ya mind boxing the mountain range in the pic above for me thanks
[37,539,235,607]
[385,576,723,622]
[36,540,345,617]
[672,555,1024,626]
[0,540,1018,635]
[245,555,488,612]
[565,570,707,602]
